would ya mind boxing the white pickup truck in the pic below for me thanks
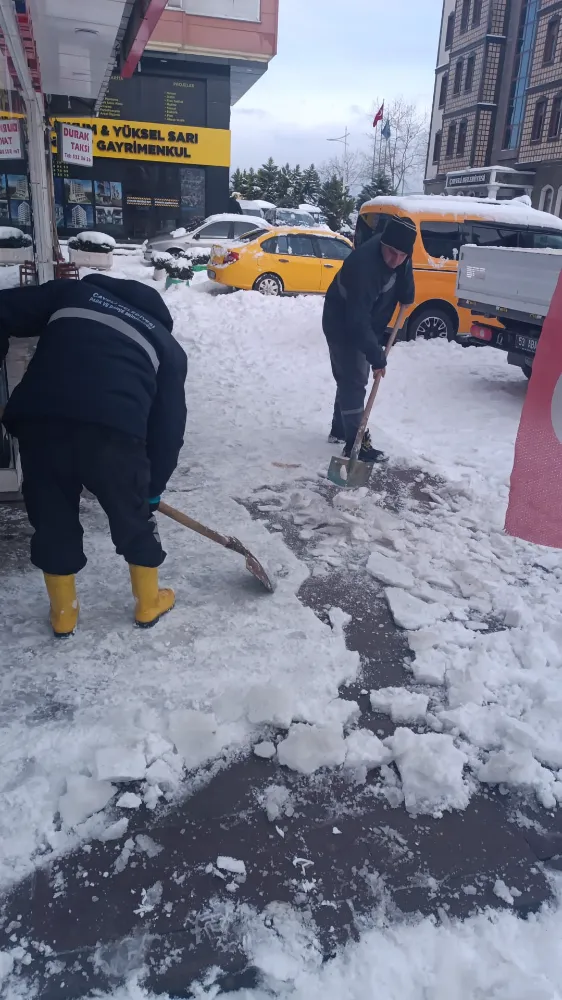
[455,244,562,378]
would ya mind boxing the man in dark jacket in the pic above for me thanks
[0,274,187,637]
[228,191,243,215]
[323,215,416,463]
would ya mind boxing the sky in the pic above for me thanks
[230,0,444,174]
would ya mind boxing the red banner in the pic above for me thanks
[505,271,562,549]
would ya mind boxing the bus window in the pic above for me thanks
[355,212,391,246]
[420,221,461,260]
[519,229,562,250]
[468,224,520,247]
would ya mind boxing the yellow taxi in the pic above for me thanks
[207,226,353,295]
[357,195,562,339]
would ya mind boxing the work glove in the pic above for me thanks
[148,496,161,514]
[365,343,387,373]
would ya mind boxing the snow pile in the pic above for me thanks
[385,588,449,630]
[344,728,392,770]
[366,550,415,589]
[370,687,429,723]
[58,775,115,828]
[278,724,347,776]
[385,728,472,817]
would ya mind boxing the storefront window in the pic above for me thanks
[180,167,205,224]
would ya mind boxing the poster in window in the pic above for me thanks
[0,175,8,221]
[65,178,93,205]
[180,167,205,213]
[96,207,123,227]
[94,180,123,207]
[10,200,31,226]
[7,174,29,201]
[66,203,94,229]
[53,177,65,229]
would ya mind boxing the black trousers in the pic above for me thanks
[15,419,165,576]
[327,338,371,449]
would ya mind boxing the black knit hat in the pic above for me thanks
[382,215,417,255]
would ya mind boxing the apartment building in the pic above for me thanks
[425,0,456,193]
[425,0,562,212]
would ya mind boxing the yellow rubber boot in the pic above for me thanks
[129,565,175,628]
[43,574,79,638]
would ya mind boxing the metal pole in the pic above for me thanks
[0,0,53,283]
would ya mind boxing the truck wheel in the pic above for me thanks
[408,306,455,342]
[521,360,533,380]
[253,273,284,296]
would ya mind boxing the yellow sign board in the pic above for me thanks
[51,116,231,168]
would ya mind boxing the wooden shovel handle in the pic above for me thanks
[349,304,408,462]
[158,501,231,549]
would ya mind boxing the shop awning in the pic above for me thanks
[3,0,168,103]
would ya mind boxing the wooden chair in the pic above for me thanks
[54,262,79,280]
[19,262,38,286]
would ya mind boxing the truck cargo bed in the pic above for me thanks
[456,245,562,320]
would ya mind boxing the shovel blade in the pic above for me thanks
[245,552,276,593]
[327,455,373,489]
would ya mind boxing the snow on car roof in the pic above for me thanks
[204,213,272,227]
[268,226,350,239]
[239,199,275,209]
[360,195,562,230]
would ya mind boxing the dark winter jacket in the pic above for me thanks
[0,274,187,498]
[322,234,415,367]
[228,196,243,215]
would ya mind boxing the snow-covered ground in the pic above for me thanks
[2,252,562,997]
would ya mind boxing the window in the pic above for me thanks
[465,54,476,92]
[472,0,482,26]
[531,98,547,142]
[453,59,464,94]
[196,220,232,239]
[287,234,317,257]
[539,185,554,213]
[520,228,562,248]
[237,227,268,242]
[502,0,540,150]
[469,224,520,247]
[232,221,262,237]
[355,212,392,246]
[456,119,468,156]
[315,236,352,260]
[439,73,448,108]
[460,0,471,33]
[445,122,457,157]
[543,16,559,64]
[420,222,461,260]
[433,130,443,164]
[548,95,562,139]
[262,235,289,254]
[445,11,455,48]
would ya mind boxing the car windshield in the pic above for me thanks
[277,209,315,227]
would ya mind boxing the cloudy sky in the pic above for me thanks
[230,0,443,173]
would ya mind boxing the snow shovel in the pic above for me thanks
[327,305,408,489]
[158,501,275,593]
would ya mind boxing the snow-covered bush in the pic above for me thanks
[0,227,32,249]
[67,231,116,255]
[164,257,194,281]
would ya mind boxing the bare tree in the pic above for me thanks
[319,149,364,191]
[366,97,429,194]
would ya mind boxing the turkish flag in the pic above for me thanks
[505,271,562,549]
[373,103,384,128]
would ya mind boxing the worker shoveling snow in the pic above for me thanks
[2,255,562,997]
